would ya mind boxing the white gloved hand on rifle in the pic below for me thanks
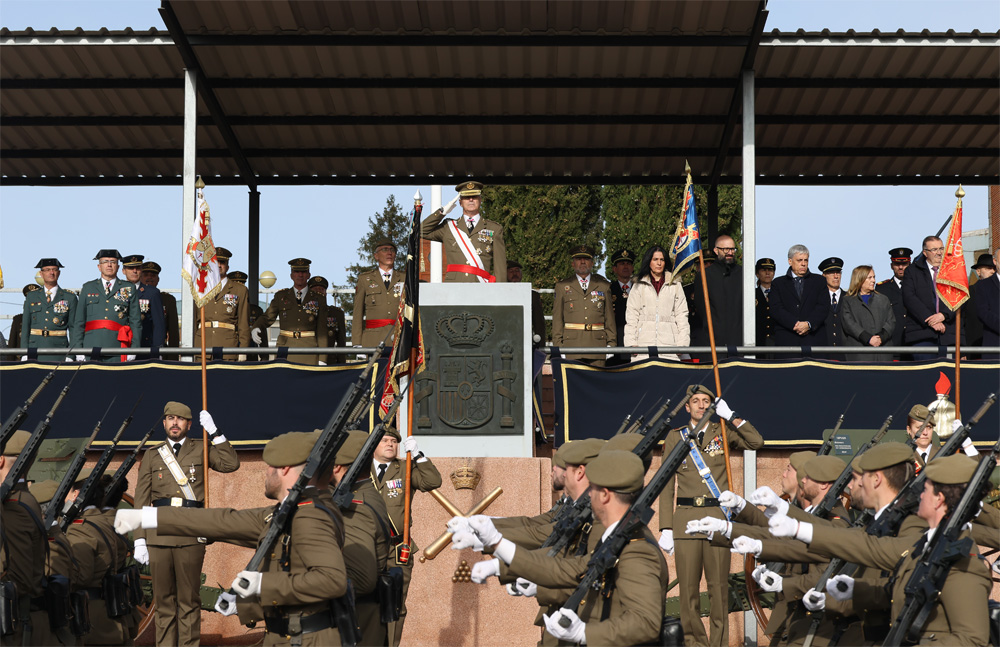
[749,486,789,518]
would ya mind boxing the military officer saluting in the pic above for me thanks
[123,254,166,350]
[551,245,617,366]
[141,261,180,348]
[421,181,507,283]
[71,249,141,362]
[21,258,77,359]
[309,276,348,365]
[195,247,251,360]
[252,258,328,365]
[352,239,404,351]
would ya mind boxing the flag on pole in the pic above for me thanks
[935,188,970,311]
[669,162,702,283]
[379,192,426,416]
[181,179,223,308]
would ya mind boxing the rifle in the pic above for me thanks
[883,433,1000,646]
[218,346,385,612]
[0,368,79,503]
[100,421,158,509]
[60,395,142,530]
[43,398,116,529]
[556,401,719,627]
[0,364,59,452]
[817,393,856,456]
[613,395,646,437]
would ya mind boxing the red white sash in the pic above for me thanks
[446,220,492,284]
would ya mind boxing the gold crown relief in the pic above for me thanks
[450,465,482,491]
[436,312,494,347]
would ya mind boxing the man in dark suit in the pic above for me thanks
[690,235,743,359]
[754,258,776,355]
[875,247,911,357]
[607,248,635,365]
[819,257,846,358]
[971,253,999,359]
[768,244,828,357]
[123,254,166,350]
[902,235,963,360]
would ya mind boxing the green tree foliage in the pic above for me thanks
[342,195,409,338]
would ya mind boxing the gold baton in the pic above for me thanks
[423,486,503,560]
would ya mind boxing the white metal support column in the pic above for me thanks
[741,67,758,647]
[179,68,197,353]
[429,185,443,282]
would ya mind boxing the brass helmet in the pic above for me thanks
[928,393,957,438]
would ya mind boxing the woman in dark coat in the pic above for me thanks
[841,265,896,362]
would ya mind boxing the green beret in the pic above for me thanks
[2,429,31,456]
[333,430,369,466]
[383,427,401,442]
[30,479,60,504]
[560,438,605,466]
[924,454,977,485]
[263,432,316,468]
[686,385,716,400]
[163,401,192,419]
[908,404,934,424]
[789,451,815,475]
[603,434,642,454]
[586,451,644,493]
[803,455,845,483]
[859,442,915,472]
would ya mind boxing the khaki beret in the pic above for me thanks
[553,442,573,469]
[333,430,369,466]
[383,427,401,442]
[603,434,642,454]
[586,451,645,493]
[924,454,977,485]
[560,438,605,466]
[789,451,815,476]
[30,479,60,504]
[851,455,864,474]
[859,442,915,472]
[803,455,846,483]
[686,385,716,400]
[908,404,934,424]
[2,429,31,456]
[163,401,192,419]
[263,432,316,468]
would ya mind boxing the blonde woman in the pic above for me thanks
[624,246,690,361]
[841,265,896,362]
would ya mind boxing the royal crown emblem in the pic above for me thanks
[450,464,482,491]
[436,312,494,348]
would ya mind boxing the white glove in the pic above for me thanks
[450,531,484,551]
[953,419,964,434]
[960,434,978,457]
[447,516,472,534]
[251,328,262,344]
[685,517,731,539]
[514,578,537,597]
[402,436,420,455]
[200,410,218,435]
[443,194,460,216]
[719,490,747,514]
[752,565,783,592]
[132,539,149,565]
[715,398,736,422]
[827,574,855,601]
[543,609,586,645]
[215,591,238,616]
[470,559,499,583]
[76,355,86,362]
[731,535,763,557]
[65,356,74,362]
[231,570,263,598]
[468,515,503,547]
[750,486,789,518]
[768,514,814,543]
[658,530,674,555]
[114,509,143,535]
[803,588,826,611]
[125,354,136,362]
[318,361,327,366]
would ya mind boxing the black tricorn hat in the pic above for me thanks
[94,249,122,261]
[35,258,64,269]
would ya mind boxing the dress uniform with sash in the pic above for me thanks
[22,258,77,358]
[352,243,405,351]
[141,262,180,348]
[371,428,442,646]
[133,401,240,647]
[252,259,327,366]
[420,181,507,283]
[129,432,349,647]
[658,385,764,647]
[551,246,617,366]
[875,247,911,354]
[308,277,348,365]
[606,249,634,366]
[71,249,142,363]
[194,248,251,360]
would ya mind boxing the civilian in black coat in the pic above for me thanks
[902,236,962,359]
[689,235,743,359]
[972,254,999,359]
[606,249,636,366]
[768,245,829,355]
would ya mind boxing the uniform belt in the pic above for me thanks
[264,610,335,636]
[199,321,236,330]
[564,322,604,331]
[677,497,720,507]
[364,319,394,329]
[152,498,204,508]
[29,329,68,337]
[278,330,316,338]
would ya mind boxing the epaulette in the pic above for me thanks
[352,498,363,505]
[297,500,314,507]
[72,519,84,524]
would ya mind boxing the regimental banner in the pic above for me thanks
[552,356,1000,445]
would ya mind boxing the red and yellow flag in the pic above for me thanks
[935,188,970,311]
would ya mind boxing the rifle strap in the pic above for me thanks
[311,502,346,547]
[82,519,117,576]
[156,444,198,502]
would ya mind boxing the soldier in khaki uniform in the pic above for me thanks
[193,247,251,360]
[308,276,348,365]
[252,258,328,366]
[229,271,268,360]
[352,239,404,351]
[30,479,83,646]
[133,402,240,647]
[141,262,180,348]
[115,431,349,647]
[551,246,617,366]
[420,181,507,283]
[22,258,77,358]
[371,428,441,646]
[658,385,763,647]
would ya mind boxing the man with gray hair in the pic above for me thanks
[768,244,829,356]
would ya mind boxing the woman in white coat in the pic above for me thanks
[625,245,690,361]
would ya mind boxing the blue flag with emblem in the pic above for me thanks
[669,163,702,284]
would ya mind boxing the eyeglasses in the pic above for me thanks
[716,247,736,253]
[924,247,944,253]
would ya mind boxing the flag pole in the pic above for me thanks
[953,185,965,419]
[200,303,209,507]
[402,191,423,557]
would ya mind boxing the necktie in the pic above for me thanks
[173,442,182,456]
[383,275,391,290]
[581,278,588,292]
[831,292,838,310]
[377,463,387,484]
[920,451,927,464]
[622,282,629,296]
[794,276,803,300]
[467,218,475,234]
[697,430,705,446]
[296,290,303,303]
[931,266,940,313]
[46,291,52,304]
[764,287,770,300]
[106,281,112,296]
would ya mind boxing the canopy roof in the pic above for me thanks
[1,0,996,187]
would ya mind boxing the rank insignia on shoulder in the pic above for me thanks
[352,498,363,505]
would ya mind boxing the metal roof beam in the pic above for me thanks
[184,34,751,48]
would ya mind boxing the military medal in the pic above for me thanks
[188,464,197,484]
[53,317,60,325]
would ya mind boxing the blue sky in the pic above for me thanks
[1,1,997,334]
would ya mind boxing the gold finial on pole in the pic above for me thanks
[684,160,693,183]
[195,175,206,189]
[955,184,965,200]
